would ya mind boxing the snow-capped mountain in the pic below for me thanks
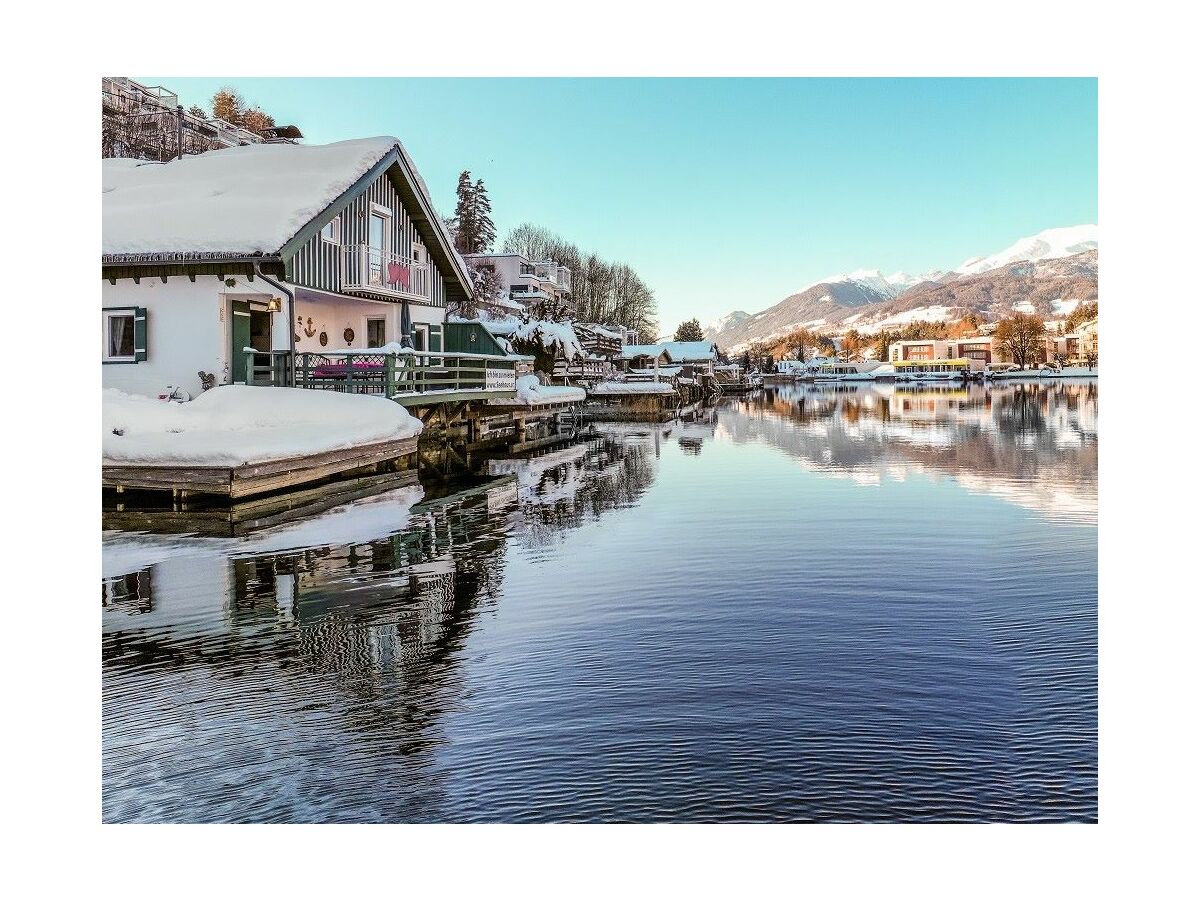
[796,268,945,301]
[885,270,946,291]
[954,224,1097,276]
[706,310,751,335]
[704,225,1097,351]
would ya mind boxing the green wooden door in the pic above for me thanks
[231,300,251,383]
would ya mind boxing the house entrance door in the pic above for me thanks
[231,300,251,384]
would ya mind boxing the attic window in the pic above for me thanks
[320,216,341,244]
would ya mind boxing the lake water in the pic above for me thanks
[102,380,1098,823]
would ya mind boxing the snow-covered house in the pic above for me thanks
[460,252,573,318]
[657,341,719,377]
[618,340,719,378]
[102,137,473,398]
[619,344,674,373]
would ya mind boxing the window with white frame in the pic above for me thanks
[368,207,390,285]
[104,308,140,362]
[320,216,341,243]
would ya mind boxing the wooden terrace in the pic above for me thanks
[246,348,524,407]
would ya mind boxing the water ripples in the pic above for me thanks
[103,382,1097,822]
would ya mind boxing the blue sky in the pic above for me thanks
[148,77,1097,332]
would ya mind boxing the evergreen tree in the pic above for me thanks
[674,318,704,342]
[453,171,476,254]
[473,179,496,253]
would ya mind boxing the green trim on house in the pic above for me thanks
[443,322,509,356]
[102,305,146,365]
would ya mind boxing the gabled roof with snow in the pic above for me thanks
[102,137,472,298]
[659,340,718,361]
[619,340,718,362]
[620,344,673,360]
[103,138,399,257]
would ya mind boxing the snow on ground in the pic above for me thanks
[589,381,677,396]
[489,374,585,406]
[512,320,583,360]
[853,305,960,335]
[102,483,425,579]
[103,137,411,256]
[1051,297,1083,316]
[1011,300,1037,314]
[104,385,423,466]
[476,316,522,336]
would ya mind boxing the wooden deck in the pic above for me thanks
[103,471,419,537]
[103,435,419,500]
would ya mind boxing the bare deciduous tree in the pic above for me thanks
[993,313,1047,369]
[501,222,658,337]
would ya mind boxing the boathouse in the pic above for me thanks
[102,136,499,401]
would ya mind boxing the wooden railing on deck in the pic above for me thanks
[246,349,518,399]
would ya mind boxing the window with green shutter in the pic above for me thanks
[103,307,144,364]
[134,307,147,361]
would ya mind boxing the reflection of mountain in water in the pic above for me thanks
[720,382,1097,524]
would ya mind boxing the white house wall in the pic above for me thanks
[293,291,444,353]
[102,275,275,398]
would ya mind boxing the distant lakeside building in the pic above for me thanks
[461,252,573,318]
[889,338,996,364]
[888,320,1098,368]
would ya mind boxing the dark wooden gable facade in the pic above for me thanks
[281,149,470,310]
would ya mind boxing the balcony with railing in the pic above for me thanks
[246,348,519,406]
[341,245,433,302]
[518,260,572,294]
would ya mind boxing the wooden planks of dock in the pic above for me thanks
[103,436,419,500]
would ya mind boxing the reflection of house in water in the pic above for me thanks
[103,481,517,755]
[673,405,719,455]
[103,422,673,793]
[487,432,661,544]
[722,382,1097,523]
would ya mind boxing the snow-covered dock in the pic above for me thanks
[588,380,677,397]
[103,386,423,500]
[585,379,679,422]
[487,374,586,408]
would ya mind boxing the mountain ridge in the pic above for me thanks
[705,225,1098,351]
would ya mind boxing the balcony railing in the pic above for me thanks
[341,245,432,301]
[246,349,517,401]
[510,288,553,302]
[519,261,572,293]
